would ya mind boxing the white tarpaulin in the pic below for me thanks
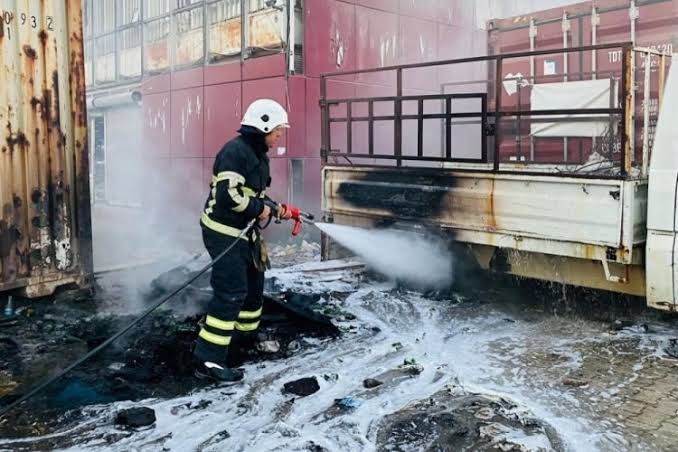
[530,79,617,138]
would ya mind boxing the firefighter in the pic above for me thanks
[194,99,296,382]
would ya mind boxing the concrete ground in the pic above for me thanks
[484,310,678,451]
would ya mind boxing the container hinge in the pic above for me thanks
[484,123,496,137]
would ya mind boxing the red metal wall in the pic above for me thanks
[141,0,484,220]
[141,54,289,221]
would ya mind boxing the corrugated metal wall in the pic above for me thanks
[0,0,92,297]
[488,0,678,162]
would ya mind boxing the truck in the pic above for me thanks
[319,5,678,310]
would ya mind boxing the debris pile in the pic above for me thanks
[0,263,339,441]
[376,386,562,451]
[2,256,672,450]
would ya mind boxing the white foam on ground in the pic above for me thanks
[3,265,670,452]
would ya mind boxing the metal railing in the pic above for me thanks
[320,42,672,179]
[324,92,488,164]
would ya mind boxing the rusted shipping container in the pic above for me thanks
[487,0,678,163]
[0,0,92,297]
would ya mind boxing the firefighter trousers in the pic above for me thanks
[193,227,264,365]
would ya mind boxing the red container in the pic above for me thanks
[488,0,678,164]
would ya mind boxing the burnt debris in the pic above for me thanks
[114,407,156,429]
[0,264,340,440]
[282,377,321,397]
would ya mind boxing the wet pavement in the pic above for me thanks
[1,244,678,451]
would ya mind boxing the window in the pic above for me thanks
[93,0,116,35]
[144,0,172,19]
[95,34,116,83]
[144,17,171,72]
[118,0,142,26]
[118,26,142,78]
[174,5,204,66]
[248,0,284,51]
[249,0,279,11]
[176,0,203,8]
[83,0,93,39]
[84,0,298,82]
[117,0,143,80]
[207,0,241,61]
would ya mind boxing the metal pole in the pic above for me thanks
[445,97,452,160]
[417,98,424,158]
[395,68,403,167]
[641,51,651,176]
[320,75,329,165]
[621,46,633,177]
[629,0,638,164]
[346,100,352,155]
[592,7,599,151]
[287,0,294,74]
[562,12,570,162]
[241,0,249,60]
[529,18,536,161]
[591,7,599,79]
[481,93,488,163]
[658,54,666,113]
[494,57,503,171]
[368,100,374,156]
[516,78,522,161]
[608,76,615,161]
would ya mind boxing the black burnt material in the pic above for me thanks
[114,407,156,428]
[0,268,338,441]
[282,377,320,397]
[335,169,456,221]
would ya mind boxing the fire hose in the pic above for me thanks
[0,208,316,419]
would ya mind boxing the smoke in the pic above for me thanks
[315,223,453,289]
[90,104,206,315]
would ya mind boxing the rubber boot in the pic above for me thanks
[194,361,244,382]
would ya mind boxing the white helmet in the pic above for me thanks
[241,99,290,133]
